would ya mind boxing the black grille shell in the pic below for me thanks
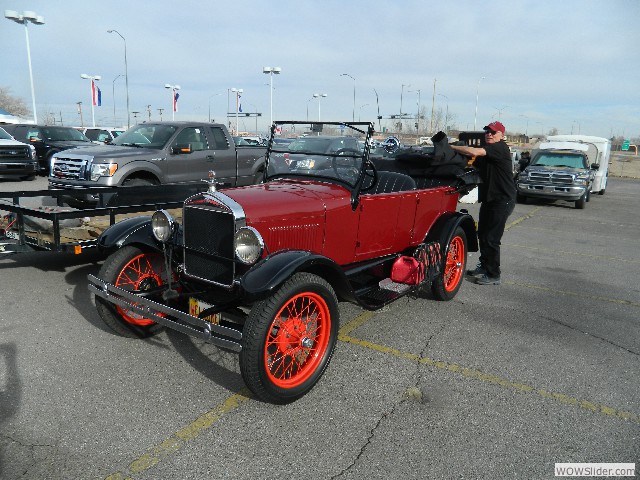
[183,204,236,286]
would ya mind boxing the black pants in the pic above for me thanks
[477,201,515,278]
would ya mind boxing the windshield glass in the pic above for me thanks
[38,127,90,142]
[266,121,372,188]
[0,127,13,140]
[532,152,588,169]
[113,124,177,149]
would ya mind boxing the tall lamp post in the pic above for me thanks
[231,88,243,134]
[164,84,180,121]
[112,74,123,127]
[107,30,130,128]
[262,67,281,128]
[4,10,45,124]
[208,93,222,122]
[474,76,485,130]
[313,93,327,122]
[80,73,101,127]
[340,73,356,122]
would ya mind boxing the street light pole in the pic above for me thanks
[263,67,281,128]
[474,76,485,130]
[112,74,123,127]
[107,30,130,128]
[340,73,356,122]
[80,73,102,127]
[231,88,243,134]
[164,84,181,121]
[5,10,45,124]
[313,93,327,122]
[208,93,222,123]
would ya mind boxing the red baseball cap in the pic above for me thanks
[483,121,505,134]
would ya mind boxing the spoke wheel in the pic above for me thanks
[431,227,467,301]
[240,273,339,404]
[95,245,174,338]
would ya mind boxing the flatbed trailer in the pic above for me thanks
[0,183,205,255]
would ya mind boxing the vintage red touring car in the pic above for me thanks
[88,121,479,404]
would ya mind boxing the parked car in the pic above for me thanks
[88,120,479,404]
[2,124,92,174]
[0,126,38,180]
[81,127,125,144]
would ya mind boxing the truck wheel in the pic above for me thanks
[575,191,587,209]
[95,245,172,338]
[431,227,467,301]
[516,193,527,204]
[123,177,157,186]
[240,272,339,404]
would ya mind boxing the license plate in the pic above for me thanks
[189,297,221,325]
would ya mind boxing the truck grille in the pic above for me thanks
[529,172,575,184]
[0,145,31,163]
[51,156,88,180]
[183,205,236,286]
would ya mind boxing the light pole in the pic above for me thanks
[263,67,281,127]
[494,105,508,120]
[474,76,485,130]
[164,84,180,121]
[231,88,243,134]
[340,73,356,122]
[400,83,410,117]
[313,93,327,122]
[208,93,222,122]
[107,30,130,128]
[80,73,101,127]
[409,88,421,131]
[112,74,123,127]
[5,10,44,124]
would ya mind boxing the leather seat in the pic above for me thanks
[370,171,416,194]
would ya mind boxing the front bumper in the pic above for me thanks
[88,273,243,352]
[0,161,38,177]
[516,182,586,201]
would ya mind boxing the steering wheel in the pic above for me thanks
[331,149,361,179]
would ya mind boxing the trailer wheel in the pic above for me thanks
[431,227,467,301]
[95,245,172,338]
[240,273,339,404]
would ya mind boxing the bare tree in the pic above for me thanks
[0,87,30,117]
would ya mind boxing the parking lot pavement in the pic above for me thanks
[0,176,638,479]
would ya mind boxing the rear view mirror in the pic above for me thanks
[590,163,599,170]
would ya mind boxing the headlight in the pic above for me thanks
[234,226,264,265]
[151,210,175,243]
[295,158,315,169]
[90,163,118,181]
[29,145,37,161]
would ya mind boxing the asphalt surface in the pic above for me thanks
[1,173,638,480]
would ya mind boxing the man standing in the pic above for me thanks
[450,121,516,285]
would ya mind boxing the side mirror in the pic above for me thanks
[172,144,192,154]
[590,163,599,170]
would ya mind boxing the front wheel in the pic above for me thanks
[95,245,174,338]
[240,273,339,404]
[431,227,467,301]
[575,191,587,209]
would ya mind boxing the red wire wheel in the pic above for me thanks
[431,226,467,301]
[240,272,339,404]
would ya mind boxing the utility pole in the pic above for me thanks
[430,78,436,134]
[158,108,164,121]
[76,101,84,127]
[146,105,152,121]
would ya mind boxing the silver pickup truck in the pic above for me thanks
[49,122,266,204]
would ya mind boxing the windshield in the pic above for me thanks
[37,127,90,142]
[532,152,588,169]
[113,124,177,149]
[0,127,13,140]
[266,121,372,188]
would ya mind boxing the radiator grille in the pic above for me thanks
[183,205,236,286]
[529,172,575,184]
[0,145,31,163]
[51,156,88,180]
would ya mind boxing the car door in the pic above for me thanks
[204,126,240,188]
[167,126,213,183]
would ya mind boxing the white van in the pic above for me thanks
[546,135,611,194]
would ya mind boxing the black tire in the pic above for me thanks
[575,191,587,209]
[431,226,467,301]
[253,169,265,184]
[123,177,157,187]
[95,245,170,338]
[20,174,36,181]
[516,193,527,204]
[240,272,339,404]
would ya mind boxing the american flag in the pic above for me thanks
[173,90,180,112]
[91,80,101,106]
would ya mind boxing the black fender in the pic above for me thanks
[425,211,478,253]
[240,250,352,302]
[97,215,162,255]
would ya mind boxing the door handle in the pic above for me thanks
[206,155,215,161]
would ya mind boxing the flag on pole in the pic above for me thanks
[91,80,102,106]
[238,93,242,113]
[173,90,180,112]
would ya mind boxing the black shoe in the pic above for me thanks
[466,262,486,277]
[474,274,501,285]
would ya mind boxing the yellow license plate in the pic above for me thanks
[189,297,221,325]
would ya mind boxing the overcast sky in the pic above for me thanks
[2,0,638,138]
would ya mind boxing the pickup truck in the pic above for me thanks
[48,122,266,204]
[0,126,38,180]
[88,120,479,404]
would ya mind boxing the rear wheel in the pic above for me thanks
[95,245,173,338]
[431,227,467,301]
[240,273,339,404]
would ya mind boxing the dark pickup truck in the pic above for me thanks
[48,122,266,204]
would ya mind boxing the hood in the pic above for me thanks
[40,139,93,149]
[54,144,162,160]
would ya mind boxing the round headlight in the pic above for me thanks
[234,226,264,265]
[151,210,175,243]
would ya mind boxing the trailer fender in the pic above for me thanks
[241,250,349,300]
[97,216,162,255]
[426,211,478,253]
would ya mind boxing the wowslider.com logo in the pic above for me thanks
[555,463,635,477]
